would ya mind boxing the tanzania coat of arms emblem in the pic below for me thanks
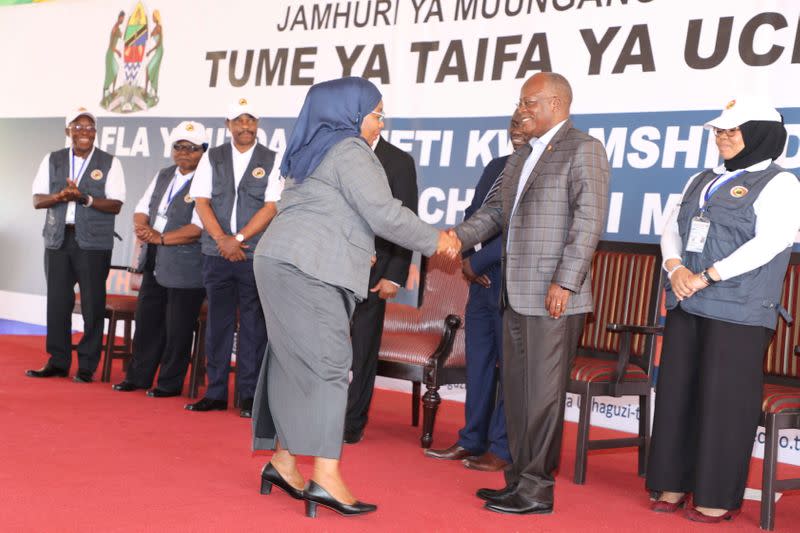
[100,2,163,113]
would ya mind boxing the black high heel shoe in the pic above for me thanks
[260,463,303,500]
[302,480,377,517]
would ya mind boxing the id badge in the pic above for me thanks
[153,213,168,233]
[686,215,710,253]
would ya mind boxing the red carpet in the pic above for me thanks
[1,333,798,532]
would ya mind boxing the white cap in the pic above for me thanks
[65,107,96,127]
[704,97,782,130]
[226,97,259,120]
[168,121,207,146]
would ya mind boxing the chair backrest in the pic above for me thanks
[577,241,663,368]
[105,266,142,296]
[382,254,469,368]
[763,252,800,384]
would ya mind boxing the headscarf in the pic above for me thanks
[724,118,787,171]
[280,77,382,183]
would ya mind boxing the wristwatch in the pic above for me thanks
[235,233,245,243]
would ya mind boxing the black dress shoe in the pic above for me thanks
[343,429,363,444]
[184,397,227,411]
[302,480,377,518]
[73,370,93,383]
[147,388,180,398]
[484,494,553,515]
[25,365,68,378]
[476,482,518,501]
[112,381,143,392]
[260,463,303,499]
[239,397,254,418]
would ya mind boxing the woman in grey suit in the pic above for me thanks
[251,77,459,517]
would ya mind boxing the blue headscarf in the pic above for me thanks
[280,77,382,183]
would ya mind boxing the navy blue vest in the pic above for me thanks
[199,143,276,259]
[665,163,793,329]
[43,148,116,250]
[136,165,203,288]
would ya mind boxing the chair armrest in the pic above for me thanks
[607,323,663,336]
[794,345,800,357]
[605,323,662,397]
[424,314,462,373]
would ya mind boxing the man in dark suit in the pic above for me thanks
[425,110,533,471]
[453,72,609,514]
[344,136,418,444]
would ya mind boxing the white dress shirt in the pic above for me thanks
[189,143,283,233]
[135,169,203,227]
[512,119,567,215]
[661,159,800,281]
[32,148,126,224]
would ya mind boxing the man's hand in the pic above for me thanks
[134,223,159,244]
[216,235,247,262]
[545,283,571,319]
[58,179,82,202]
[370,278,399,300]
[436,230,461,259]
[462,258,491,288]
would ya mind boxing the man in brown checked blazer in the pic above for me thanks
[453,72,609,515]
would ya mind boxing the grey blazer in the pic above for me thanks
[255,137,439,300]
[455,119,609,316]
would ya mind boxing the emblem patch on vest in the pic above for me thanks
[252,167,265,178]
[730,185,748,198]
[184,194,193,203]
[90,169,104,180]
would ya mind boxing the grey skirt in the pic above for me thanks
[252,255,356,459]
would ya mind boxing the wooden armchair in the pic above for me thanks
[376,253,468,448]
[73,266,141,382]
[759,251,800,531]
[567,241,664,484]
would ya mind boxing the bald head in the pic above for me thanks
[518,72,573,137]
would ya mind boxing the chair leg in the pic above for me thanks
[421,384,441,448]
[573,391,592,484]
[411,382,421,427]
[638,393,649,477]
[121,318,133,372]
[188,321,202,399]
[761,414,780,531]
[101,314,117,383]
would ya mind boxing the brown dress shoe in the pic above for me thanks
[423,444,475,460]
[463,452,509,472]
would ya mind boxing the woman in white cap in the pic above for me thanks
[113,121,208,397]
[646,98,800,522]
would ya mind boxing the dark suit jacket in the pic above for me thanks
[464,155,507,278]
[370,137,418,288]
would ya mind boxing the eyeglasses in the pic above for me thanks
[516,95,555,112]
[371,111,385,123]
[713,127,740,138]
[172,143,203,153]
[70,124,96,133]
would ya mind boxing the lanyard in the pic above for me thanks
[71,151,89,186]
[163,171,193,209]
[703,170,746,203]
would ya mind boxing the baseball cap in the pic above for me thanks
[65,107,96,127]
[704,97,782,130]
[226,97,259,120]
[168,121,208,146]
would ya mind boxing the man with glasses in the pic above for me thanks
[27,107,126,383]
[113,121,208,397]
[344,120,420,444]
[453,72,609,514]
[186,99,282,418]
[425,109,534,471]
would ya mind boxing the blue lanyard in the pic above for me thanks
[164,171,193,208]
[703,170,746,203]
[71,151,89,185]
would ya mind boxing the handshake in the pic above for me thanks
[436,229,462,259]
